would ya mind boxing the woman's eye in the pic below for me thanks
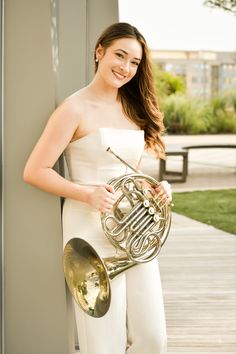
[132,61,139,67]
[116,53,124,58]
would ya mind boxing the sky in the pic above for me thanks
[118,0,236,52]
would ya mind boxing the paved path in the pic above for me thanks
[159,213,236,353]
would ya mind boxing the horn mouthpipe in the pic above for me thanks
[106,147,138,173]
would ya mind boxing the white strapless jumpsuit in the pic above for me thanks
[62,128,167,354]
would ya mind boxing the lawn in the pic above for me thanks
[172,189,236,235]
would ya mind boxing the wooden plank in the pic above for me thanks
[159,212,236,353]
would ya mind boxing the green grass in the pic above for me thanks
[172,189,236,235]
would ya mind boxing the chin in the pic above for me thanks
[112,79,130,89]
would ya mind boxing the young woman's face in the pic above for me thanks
[96,38,142,88]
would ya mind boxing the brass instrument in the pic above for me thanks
[63,148,172,317]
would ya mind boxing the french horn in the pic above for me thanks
[63,148,172,317]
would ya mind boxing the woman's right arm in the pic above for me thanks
[23,99,115,212]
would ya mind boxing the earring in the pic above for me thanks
[95,58,98,62]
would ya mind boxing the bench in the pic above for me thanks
[159,144,236,183]
[183,144,236,149]
[159,148,188,183]
[183,144,236,176]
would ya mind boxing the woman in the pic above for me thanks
[24,22,171,354]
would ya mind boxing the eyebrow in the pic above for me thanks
[116,49,141,62]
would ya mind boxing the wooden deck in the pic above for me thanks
[159,212,236,353]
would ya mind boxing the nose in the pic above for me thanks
[120,60,130,73]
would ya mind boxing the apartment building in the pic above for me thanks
[151,49,236,98]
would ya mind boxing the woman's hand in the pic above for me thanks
[87,184,116,212]
[154,180,172,204]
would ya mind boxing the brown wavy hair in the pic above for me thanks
[94,22,166,159]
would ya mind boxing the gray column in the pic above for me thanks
[3,1,69,354]
[57,0,119,103]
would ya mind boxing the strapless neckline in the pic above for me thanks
[69,127,144,146]
[64,127,145,186]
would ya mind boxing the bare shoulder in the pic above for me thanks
[53,89,87,121]
[51,88,96,140]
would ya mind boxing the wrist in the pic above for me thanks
[75,184,92,204]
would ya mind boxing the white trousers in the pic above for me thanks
[73,260,167,354]
[63,200,167,354]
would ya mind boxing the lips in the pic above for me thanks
[112,70,127,80]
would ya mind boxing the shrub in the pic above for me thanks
[208,92,236,133]
[161,95,212,134]
[153,63,236,134]
[160,92,236,134]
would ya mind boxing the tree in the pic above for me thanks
[204,0,236,14]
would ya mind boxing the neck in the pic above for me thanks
[87,75,119,104]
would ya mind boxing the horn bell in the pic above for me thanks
[63,238,110,318]
[63,237,135,318]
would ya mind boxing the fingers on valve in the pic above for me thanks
[156,180,172,202]
[100,196,115,213]
[162,181,172,201]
